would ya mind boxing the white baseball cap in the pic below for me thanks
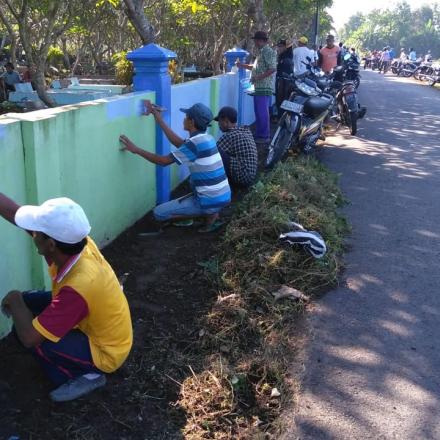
[15,197,91,244]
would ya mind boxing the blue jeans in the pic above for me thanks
[153,193,220,221]
[22,290,101,386]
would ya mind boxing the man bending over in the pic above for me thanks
[0,194,132,401]
[214,106,257,188]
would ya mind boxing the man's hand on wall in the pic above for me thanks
[119,135,139,154]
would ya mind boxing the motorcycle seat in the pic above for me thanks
[304,96,332,118]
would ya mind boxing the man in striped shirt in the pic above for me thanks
[120,102,231,232]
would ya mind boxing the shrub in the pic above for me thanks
[112,51,133,86]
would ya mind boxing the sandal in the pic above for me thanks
[172,219,194,227]
[198,220,224,233]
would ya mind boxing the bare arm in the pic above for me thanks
[1,291,45,348]
[119,135,174,166]
[0,192,20,225]
[144,102,185,148]
[236,61,253,71]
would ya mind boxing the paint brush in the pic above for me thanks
[141,99,167,116]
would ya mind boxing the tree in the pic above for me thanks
[0,0,81,106]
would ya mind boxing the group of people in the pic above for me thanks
[0,29,356,402]
[0,94,263,401]
[366,47,432,74]
[236,31,346,142]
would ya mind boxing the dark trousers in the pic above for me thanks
[23,291,100,386]
[275,77,292,117]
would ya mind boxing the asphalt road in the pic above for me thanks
[293,71,440,439]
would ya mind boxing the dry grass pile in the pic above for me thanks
[177,157,349,439]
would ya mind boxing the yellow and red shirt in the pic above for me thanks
[32,237,133,373]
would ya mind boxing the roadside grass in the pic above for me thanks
[177,157,349,439]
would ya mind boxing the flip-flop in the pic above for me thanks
[172,219,194,227]
[198,220,224,233]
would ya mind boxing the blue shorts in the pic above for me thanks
[153,193,221,221]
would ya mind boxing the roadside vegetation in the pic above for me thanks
[177,157,349,439]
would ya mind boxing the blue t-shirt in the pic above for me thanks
[172,132,231,209]
[2,71,21,86]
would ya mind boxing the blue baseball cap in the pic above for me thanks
[180,103,213,131]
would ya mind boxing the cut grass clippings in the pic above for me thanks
[177,157,350,439]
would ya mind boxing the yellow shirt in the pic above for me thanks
[33,238,133,373]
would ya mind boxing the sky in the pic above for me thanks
[327,0,437,31]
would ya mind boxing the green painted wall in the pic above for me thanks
[0,92,157,332]
[0,119,34,337]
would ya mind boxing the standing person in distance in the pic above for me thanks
[236,31,277,144]
[318,35,342,74]
[293,36,311,76]
[275,38,293,119]
[409,48,417,62]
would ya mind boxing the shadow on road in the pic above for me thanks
[294,71,440,439]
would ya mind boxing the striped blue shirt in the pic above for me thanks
[172,132,231,209]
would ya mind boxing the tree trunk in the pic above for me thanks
[32,67,56,107]
[0,6,17,64]
[61,37,70,70]
[122,0,155,44]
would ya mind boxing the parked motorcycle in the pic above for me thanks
[413,62,432,81]
[266,74,333,168]
[399,59,422,77]
[303,60,366,136]
[342,53,361,88]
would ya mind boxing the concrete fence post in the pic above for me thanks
[127,44,177,204]
[224,48,249,125]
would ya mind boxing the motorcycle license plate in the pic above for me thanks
[281,100,303,113]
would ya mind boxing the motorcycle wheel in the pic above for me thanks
[428,77,437,87]
[354,77,360,88]
[347,111,358,136]
[265,122,293,169]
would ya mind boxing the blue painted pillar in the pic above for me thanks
[127,44,177,204]
[224,48,249,125]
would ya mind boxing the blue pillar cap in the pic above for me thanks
[224,47,249,58]
[127,43,177,62]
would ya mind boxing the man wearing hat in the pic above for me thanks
[293,36,312,76]
[120,102,231,232]
[236,31,277,144]
[318,34,342,73]
[214,106,257,188]
[275,39,293,118]
[0,193,133,401]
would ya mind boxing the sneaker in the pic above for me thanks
[50,374,106,402]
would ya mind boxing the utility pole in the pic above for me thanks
[314,0,320,46]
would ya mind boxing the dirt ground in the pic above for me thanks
[0,134,283,440]
[0,199,231,439]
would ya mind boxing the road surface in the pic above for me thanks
[293,71,440,439]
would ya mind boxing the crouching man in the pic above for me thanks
[0,194,133,402]
[120,102,231,232]
[214,106,258,188]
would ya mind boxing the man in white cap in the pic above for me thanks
[0,193,132,401]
